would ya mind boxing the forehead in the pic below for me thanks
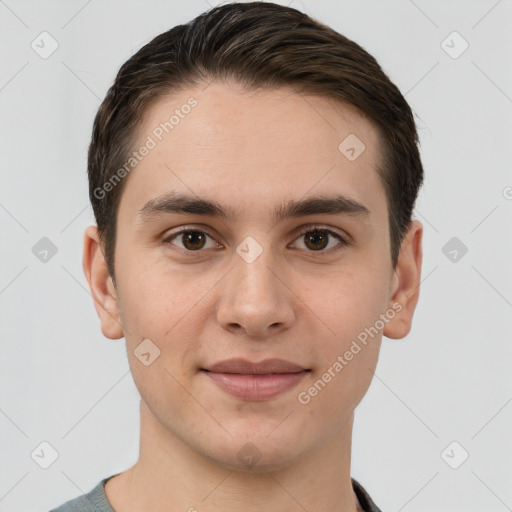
[118,81,386,225]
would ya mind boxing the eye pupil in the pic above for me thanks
[305,230,329,251]
[183,231,206,250]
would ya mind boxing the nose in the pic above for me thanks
[216,244,296,339]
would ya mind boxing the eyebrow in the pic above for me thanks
[137,192,371,225]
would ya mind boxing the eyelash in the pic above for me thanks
[162,224,350,255]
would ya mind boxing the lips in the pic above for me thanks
[204,358,307,375]
[201,358,310,401]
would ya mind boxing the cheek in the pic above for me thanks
[297,265,388,403]
[304,265,390,345]
[116,257,215,386]
[117,251,205,333]
[298,320,382,425]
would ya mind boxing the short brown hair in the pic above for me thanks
[88,1,424,282]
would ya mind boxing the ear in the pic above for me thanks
[82,225,124,340]
[383,219,423,339]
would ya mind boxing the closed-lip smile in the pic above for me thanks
[201,358,310,401]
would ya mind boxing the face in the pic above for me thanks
[88,81,418,472]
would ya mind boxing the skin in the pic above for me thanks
[83,81,423,512]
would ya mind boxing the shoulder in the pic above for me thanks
[49,475,118,512]
[352,477,383,512]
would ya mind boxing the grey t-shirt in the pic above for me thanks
[49,474,382,512]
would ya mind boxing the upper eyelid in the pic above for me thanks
[163,225,218,243]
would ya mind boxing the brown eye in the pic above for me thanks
[181,231,207,250]
[304,230,329,251]
[292,227,347,252]
[164,229,218,252]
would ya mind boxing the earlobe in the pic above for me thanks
[383,220,423,340]
[82,225,125,340]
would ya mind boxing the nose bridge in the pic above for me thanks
[234,234,280,303]
[217,234,294,335]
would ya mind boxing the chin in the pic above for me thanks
[202,430,307,474]
[212,450,301,474]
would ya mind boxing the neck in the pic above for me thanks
[105,400,362,512]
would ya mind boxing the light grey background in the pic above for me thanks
[1,1,511,511]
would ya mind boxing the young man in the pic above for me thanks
[51,2,423,511]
